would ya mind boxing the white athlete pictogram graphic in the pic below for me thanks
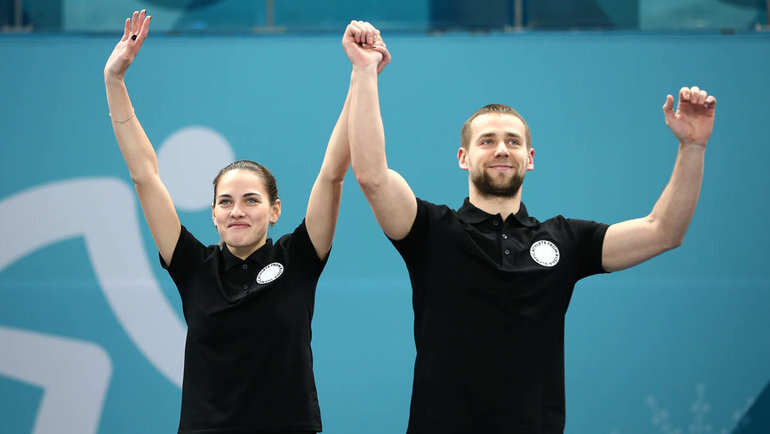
[0,126,234,433]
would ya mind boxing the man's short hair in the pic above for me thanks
[461,104,532,150]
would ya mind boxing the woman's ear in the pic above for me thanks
[271,199,282,224]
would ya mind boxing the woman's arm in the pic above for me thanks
[304,21,393,260]
[105,10,180,265]
[304,81,353,261]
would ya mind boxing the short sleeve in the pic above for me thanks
[389,198,434,265]
[566,218,610,279]
[280,219,329,271]
[159,225,207,293]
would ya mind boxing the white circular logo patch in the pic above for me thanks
[256,262,284,284]
[530,240,560,267]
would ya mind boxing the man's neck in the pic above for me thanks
[468,189,523,220]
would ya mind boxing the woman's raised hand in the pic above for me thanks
[104,10,151,80]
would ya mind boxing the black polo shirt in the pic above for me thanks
[391,198,608,434]
[162,220,325,434]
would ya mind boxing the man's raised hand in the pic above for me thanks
[663,86,717,147]
[342,20,391,74]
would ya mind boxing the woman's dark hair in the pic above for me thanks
[212,160,279,204]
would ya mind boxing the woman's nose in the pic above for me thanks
[230,203,245,217]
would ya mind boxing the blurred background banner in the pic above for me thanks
[1,1,769,434]
[0,0,767,32]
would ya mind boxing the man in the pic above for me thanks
[343,21,716,434]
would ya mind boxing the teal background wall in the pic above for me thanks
[1,31,769,433]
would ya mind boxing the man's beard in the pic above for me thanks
[471,166,524,198]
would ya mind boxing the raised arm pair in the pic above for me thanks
[105,11,361,263]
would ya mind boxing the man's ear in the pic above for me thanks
[527,148,535,171]
[458,147,469,170]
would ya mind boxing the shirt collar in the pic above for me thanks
[220,239,273,271]
[456,197,538,227]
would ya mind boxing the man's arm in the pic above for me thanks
[345,20,417,240]
[105,10,180,265]
[602,86,716,272]
[305,21,399,259]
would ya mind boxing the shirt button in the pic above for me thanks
[493,220,500,226]
[242,284,249,290]
[504,249,511,255]
[502,234,508,239]
[242,264,248,270]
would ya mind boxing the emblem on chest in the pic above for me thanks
[256,262,284,284]
[530,240,560,267]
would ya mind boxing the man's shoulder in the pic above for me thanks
[539,214,568,226]
[537,215,609,242]
[415,197,457,216]
[536,215,596,228]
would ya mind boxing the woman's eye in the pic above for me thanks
[218,200,231,206]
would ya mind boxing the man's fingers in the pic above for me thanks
[346,20,387,65]
[690,86,700,102]
[356,20,372,45]
[355,21,371,44]
[705,95,716,109]
[669,86,716,119]
[348,22,364,44]
[689,86,701,105]
[362,21,375,46]
[662,94,673,111]
[353,22,382,46]
[662,94,675,123]
[352,20,381,46]
[681,85,715,109]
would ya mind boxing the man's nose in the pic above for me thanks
[494,141,510,157]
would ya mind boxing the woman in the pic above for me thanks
[104,10,387,434]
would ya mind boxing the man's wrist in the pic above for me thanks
[678,140,708,153]
[104,73,126,86]
[352,63,379,75]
